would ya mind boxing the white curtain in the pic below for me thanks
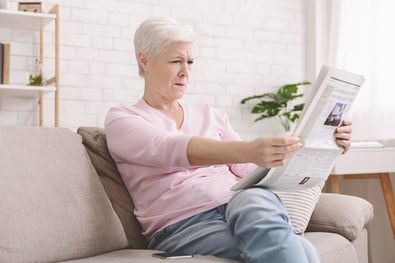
[325,0,395,140]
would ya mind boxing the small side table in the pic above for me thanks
[331,147,395,239]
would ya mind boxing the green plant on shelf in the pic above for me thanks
[28,74,44,86]
[241,81,311,132]
[28,58,44,86]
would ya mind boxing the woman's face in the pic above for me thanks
[143,41,195,101]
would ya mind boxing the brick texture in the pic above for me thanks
[0,0,307,139]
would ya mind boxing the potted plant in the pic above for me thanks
[28,58,44,86]
[241,81,311,132]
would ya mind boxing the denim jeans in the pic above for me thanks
[148,187,320,263]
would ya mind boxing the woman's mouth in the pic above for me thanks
[174,83,186,88]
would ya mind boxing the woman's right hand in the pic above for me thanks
[247,137,303,168]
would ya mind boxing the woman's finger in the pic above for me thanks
[342,119,352,126]
[336,139,350,153]
[335,132,351,140]
[271,143,303,154]
[336,125,352,133]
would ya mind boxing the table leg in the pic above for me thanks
[333,172,395,238]
[379,173,395,238]
[331,175,340,193]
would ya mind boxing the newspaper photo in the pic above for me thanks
[232,65,365,191]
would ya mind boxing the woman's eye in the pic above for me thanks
[169,60,194,65]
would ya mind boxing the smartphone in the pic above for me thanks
[152,252,194,259]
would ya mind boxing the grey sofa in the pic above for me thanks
[0,127,373,263]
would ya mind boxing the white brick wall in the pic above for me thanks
[0,0,307,139]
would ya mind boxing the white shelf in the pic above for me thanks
[0,8,55,31]
[0,4,59,126]
[0,84,55,97]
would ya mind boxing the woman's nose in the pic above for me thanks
[178,62,190,78]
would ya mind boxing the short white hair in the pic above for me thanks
[134,17,199,77]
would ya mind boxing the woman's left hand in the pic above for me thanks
[335,119,352,154]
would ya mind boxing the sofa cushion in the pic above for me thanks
[306,193,373,241]
[77,127,147,249]
[304,232,358,263]
[351,228,368,263]
[61,249,238,263]
[0,127,128,262]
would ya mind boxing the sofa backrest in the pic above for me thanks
[77,127,148,249]
[0,127,129,262]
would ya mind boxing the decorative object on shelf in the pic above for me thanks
[241,81,311,132]
[0,42,10,84]
[28,58,44,86]
[18,1,41,12]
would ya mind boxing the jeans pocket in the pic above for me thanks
[149,225,172,249]
[153,227,168,241]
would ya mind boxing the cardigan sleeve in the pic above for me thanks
[218,110,258,178]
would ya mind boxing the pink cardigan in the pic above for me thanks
[105,99,256,239]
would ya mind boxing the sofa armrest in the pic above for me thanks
[306,193,373,241]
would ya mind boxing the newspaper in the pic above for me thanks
[232,66,365,191]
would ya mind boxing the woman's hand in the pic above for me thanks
[248,136,303,168]
[335,120,352,154]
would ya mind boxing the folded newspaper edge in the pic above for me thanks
[231,65,365,192]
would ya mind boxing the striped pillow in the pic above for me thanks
[274,181,325,234]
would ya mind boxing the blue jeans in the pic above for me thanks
[148,187,320,263]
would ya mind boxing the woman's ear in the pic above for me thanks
[139,52,149,74]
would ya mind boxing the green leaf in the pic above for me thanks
[254,114,270,122]
[267,108,280,116]
[251,101,282,114]
[251,104,267,113]
[292,103,304,111]
[28,74,43,86]
[240,93,275,104]
[289,113,300,122]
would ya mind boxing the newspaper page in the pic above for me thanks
[232,66,365,191]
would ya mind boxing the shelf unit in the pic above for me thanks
[0,84,56,97]
[0,5,59,127]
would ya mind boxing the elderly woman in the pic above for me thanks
[105,18,352,263]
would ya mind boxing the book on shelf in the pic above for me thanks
[0,43,3,84]
[3,43,10,85]
[0,42,10,85]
